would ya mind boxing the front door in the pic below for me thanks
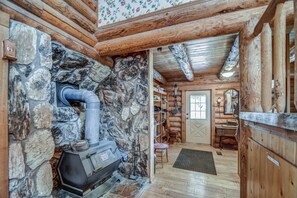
[186,90,211,144]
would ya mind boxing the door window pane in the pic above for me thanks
[190,95,207,119]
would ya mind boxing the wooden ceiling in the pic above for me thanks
[153,33,237,82]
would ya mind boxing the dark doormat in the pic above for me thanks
[173,148,217,175]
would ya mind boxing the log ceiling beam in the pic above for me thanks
[153,69,167,84]
[94,2,294,57]
[42,0,96,33]
[0,1,114,68]
[81,0,97,12]
[95,0,270,42]
[219,35,239,80]
[9,0,97,46]
[253,0,286,37]
[64,0,97,24]
[168,44,194,81]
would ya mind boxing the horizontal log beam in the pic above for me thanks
[219,35,239,80]
[64,0,97,24]
[82,0,97,12]
[95,0,270,42]
[178,82,240,91]
[165,75,239,86]
[42,2,97,46]
[0,2,113,67]
[253,0,286,37]
[153,69,167,84]
[94,2,293,56]
[7,0,97,46]
[168,44,194,81]
[10,0,43,16]
[42,0,96,33]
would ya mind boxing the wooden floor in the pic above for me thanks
[140,143,240,198]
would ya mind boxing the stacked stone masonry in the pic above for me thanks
[8,20,149,196]
[8,21,54,197]
[51,44,150,182]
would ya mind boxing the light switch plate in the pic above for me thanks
[3,39,17,61]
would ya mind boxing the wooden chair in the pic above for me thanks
[154,142,169,168]
[163,120,179,144]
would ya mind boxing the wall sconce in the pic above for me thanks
[217,97,222,106]
[217,97,222,117]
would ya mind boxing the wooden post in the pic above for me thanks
[261,23,272,112]
[253,0,286,37]
[211,88,216,146]
[181,90,186,143]
[294,0,297,110]
[273,3,286,113]
[0,10,9,198]
[239,17,262,198]
[148,50,155,182]
[286,34,291,113]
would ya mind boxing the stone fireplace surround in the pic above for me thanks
[8,21,149,197]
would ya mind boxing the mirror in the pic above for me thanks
[224,89,239,115]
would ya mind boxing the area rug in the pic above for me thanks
[173,148,217,175]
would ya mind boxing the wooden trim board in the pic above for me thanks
[0,10,9,198]
[148,50,155,182]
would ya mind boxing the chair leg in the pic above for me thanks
[166,148,168,162]
[161,150,163,168]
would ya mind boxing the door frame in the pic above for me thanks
[182,89,213,145]
[185,90,212,144]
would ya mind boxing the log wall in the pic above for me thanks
[165,77,239,146]
[213,87,239,148]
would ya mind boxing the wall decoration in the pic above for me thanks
[224,89,239,115]
[98,0,193,26]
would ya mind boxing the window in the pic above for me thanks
[190,95,207,119]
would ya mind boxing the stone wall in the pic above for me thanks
[50,42,112,188]
[50,42,111,146]
[98,53,149,177]
[8,20,149,196]
[8,21,54,197]
[50,44,149,187]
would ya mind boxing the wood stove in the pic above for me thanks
[57,140,122,197]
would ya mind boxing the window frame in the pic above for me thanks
[189,94,207,120]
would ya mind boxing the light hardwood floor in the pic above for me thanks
[140,143,240,198]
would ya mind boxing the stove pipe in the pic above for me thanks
[59,86,100,146]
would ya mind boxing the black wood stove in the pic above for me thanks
[57,140,122,197]
[56,86,123,197]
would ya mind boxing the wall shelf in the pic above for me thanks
[153,84,168,143]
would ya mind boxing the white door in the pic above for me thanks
[186,90,211,144]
